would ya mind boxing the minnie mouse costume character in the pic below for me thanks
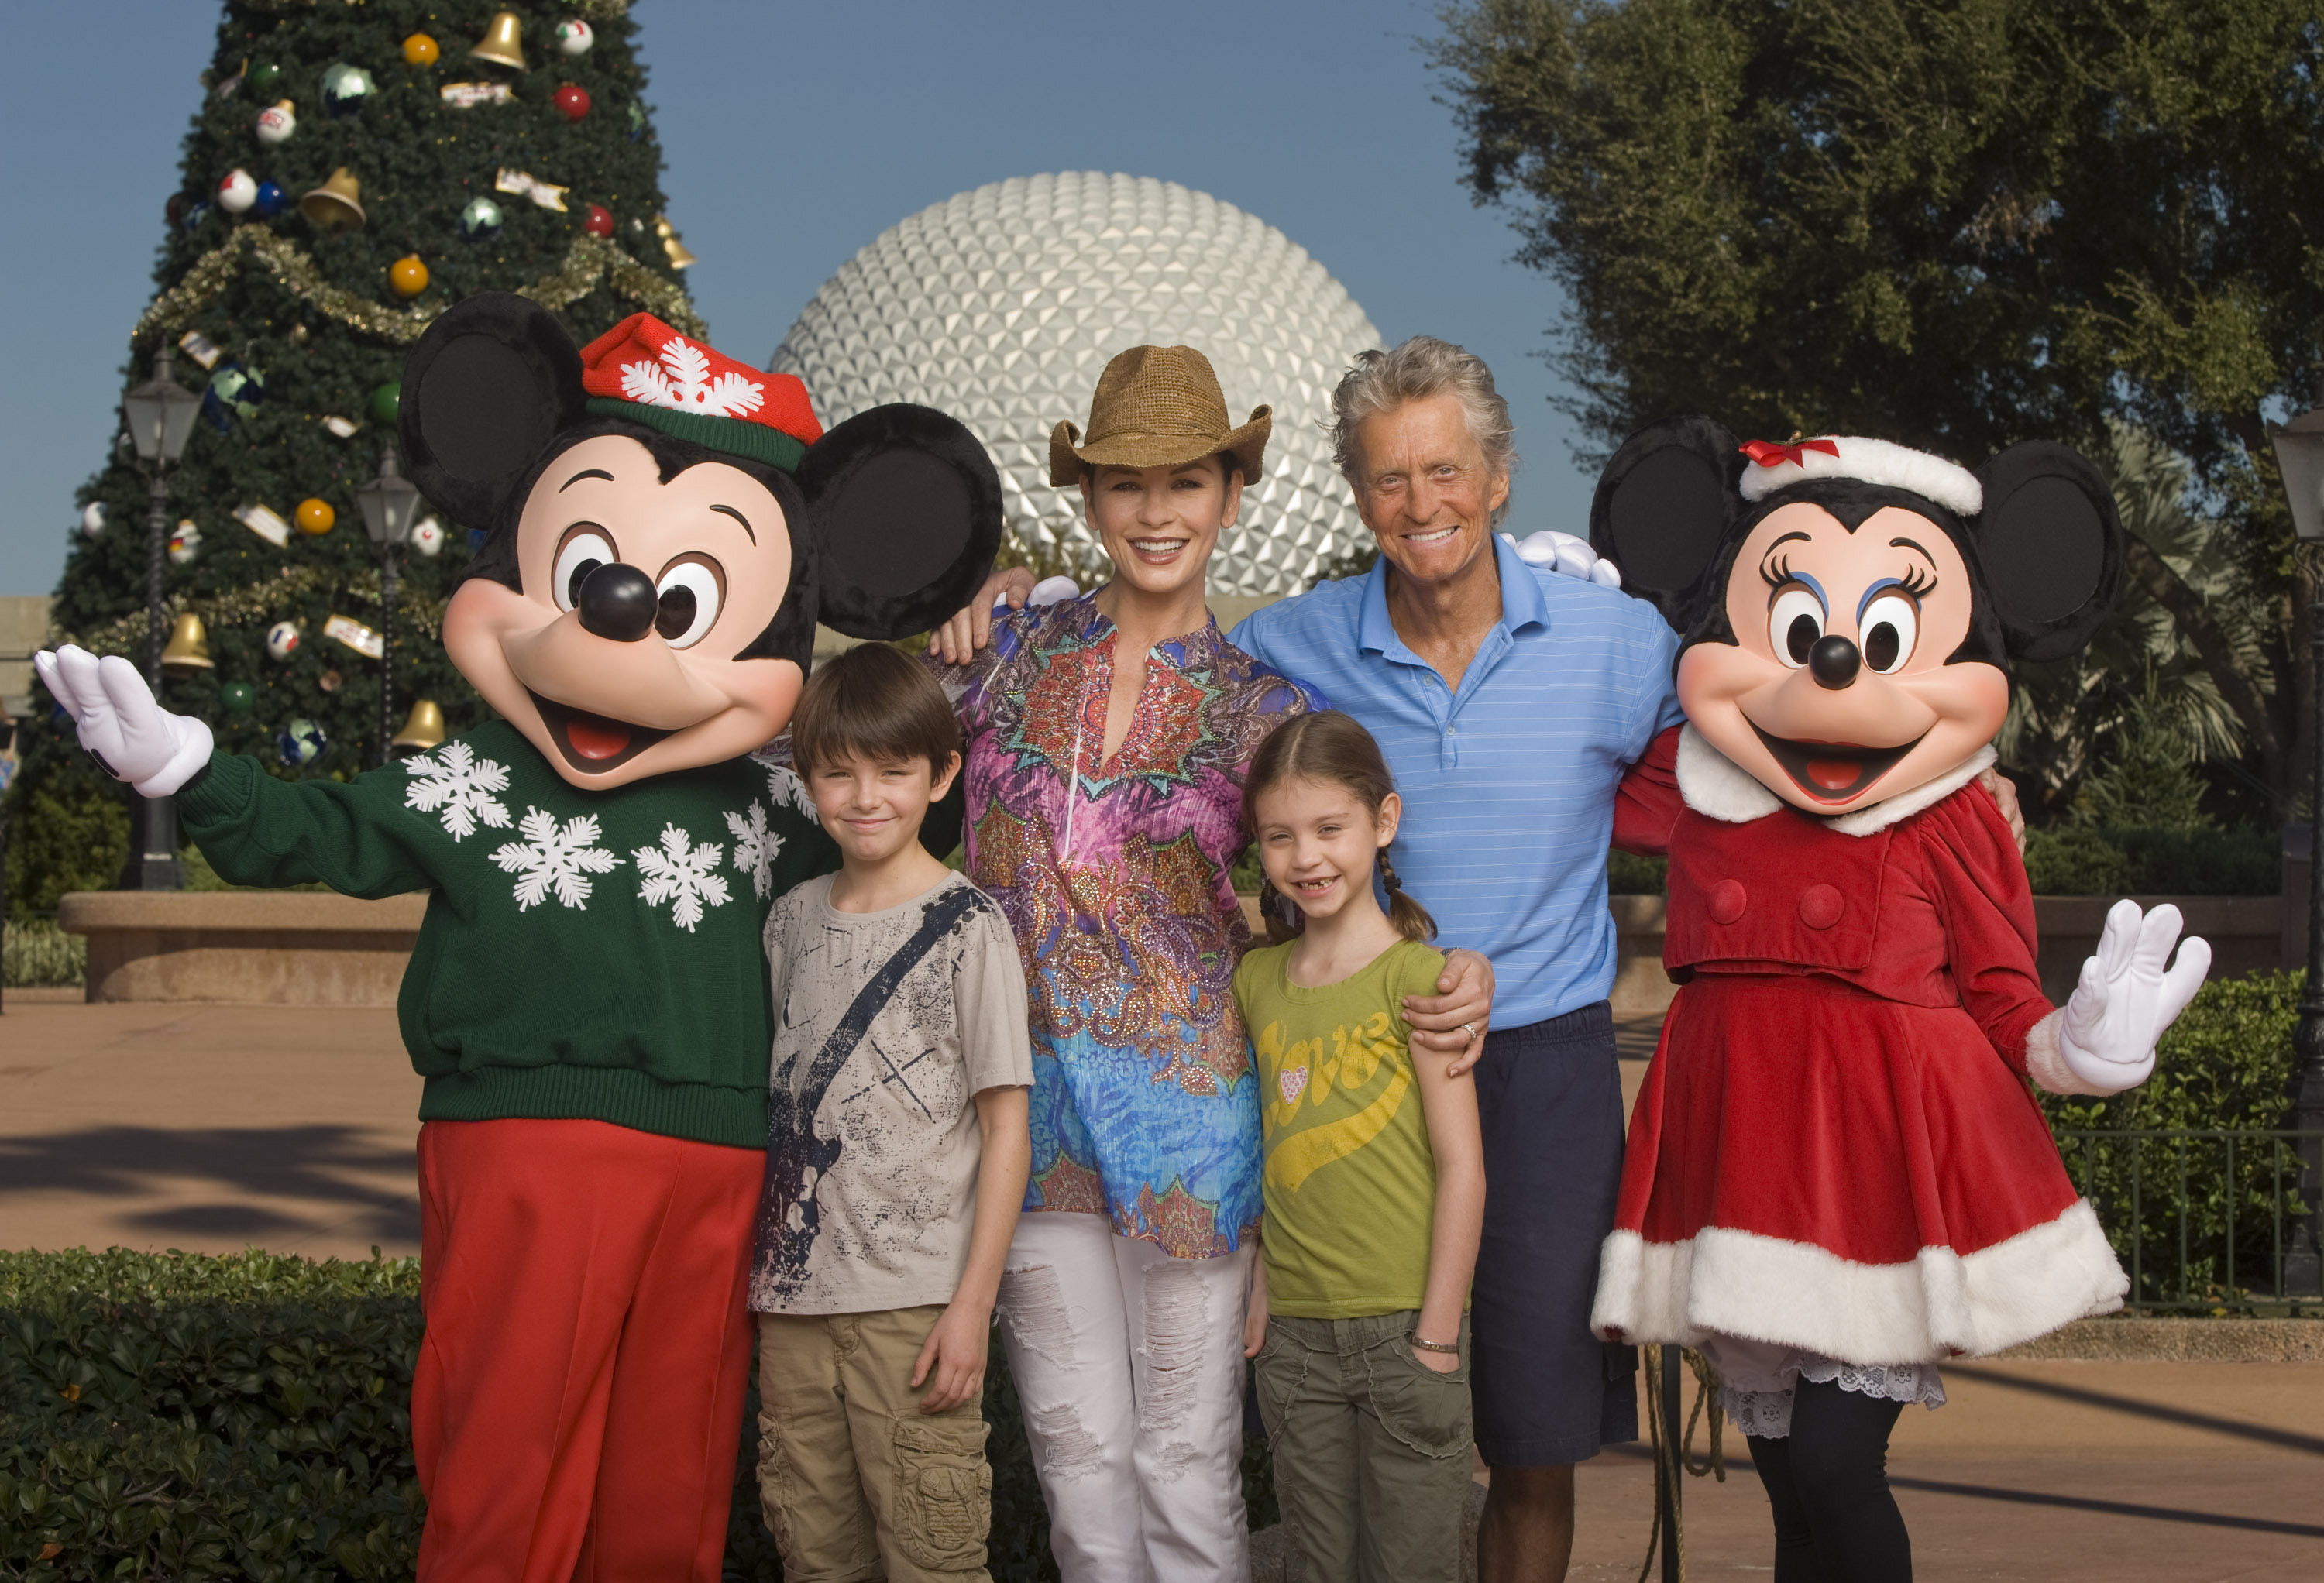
[1586,419,2210,1579]
[37,294,999,1583]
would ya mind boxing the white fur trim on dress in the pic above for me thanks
[1739,435,1984,517]
[1675,725,1997,837]
[1590,1199,2126,1363]
[2023,1007,2109,1097]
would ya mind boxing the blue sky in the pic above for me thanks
[0,1,1594,596]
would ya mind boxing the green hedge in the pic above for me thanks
[2,1249,1275,1582]
[2040,970,2309,1310]
[2023,825,2280,896]
[3,921,85,989]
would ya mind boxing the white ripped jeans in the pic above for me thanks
[996,1210,1257,1583]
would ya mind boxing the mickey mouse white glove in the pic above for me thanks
[992,575,1083,613]
[2026,899,2210,1096]
[33,644,213,798]
[1511,530,1623,589]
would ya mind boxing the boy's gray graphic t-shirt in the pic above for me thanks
[749,870,1033,1315]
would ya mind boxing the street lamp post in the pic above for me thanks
[2268,405,2324,1297]
[355,446,419,767]
[118,349,202,890]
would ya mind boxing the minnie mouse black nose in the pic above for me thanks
[1809,634,1862,689]
[576,562,659,642]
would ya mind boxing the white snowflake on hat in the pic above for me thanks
[620,335,765,419]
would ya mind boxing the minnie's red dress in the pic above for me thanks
[1592,726,2126,1368]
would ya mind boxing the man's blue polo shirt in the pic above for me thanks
[1231,534,1683,1028]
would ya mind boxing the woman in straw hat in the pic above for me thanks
[925,345,1496,1581]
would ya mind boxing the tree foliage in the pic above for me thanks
[9,0,693,903]
[1432,0,2324,807]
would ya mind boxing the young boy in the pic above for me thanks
[749,642,1033,1582]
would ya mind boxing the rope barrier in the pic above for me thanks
[1634,1345,1728,1583]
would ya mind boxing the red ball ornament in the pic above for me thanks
[552,84,591,122]
[584,204,614,237]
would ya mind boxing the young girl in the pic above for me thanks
[1234,711,1487,1583]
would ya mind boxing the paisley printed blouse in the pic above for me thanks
[933,592,1324,1259]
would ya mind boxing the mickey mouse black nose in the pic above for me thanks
[576,562,658,643]
[1809,634,1862,689]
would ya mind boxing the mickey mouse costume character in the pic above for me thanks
[1585,419,2211,1580]
[37,294,999,1583]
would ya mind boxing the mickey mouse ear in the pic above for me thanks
[1972,442,2123,661]
[398,294,586,531]
[1588,415,1742,625]
[803,404,1003,640]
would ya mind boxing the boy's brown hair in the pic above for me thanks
[791,643,962,778]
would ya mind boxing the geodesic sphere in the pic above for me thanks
[769,172,1383,598]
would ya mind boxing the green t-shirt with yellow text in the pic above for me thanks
[1232,937,1449,1320]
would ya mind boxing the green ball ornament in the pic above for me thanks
[249,61,282,94]
[458,196,504,244]
[367,382,401,425]
[319,62,377,118]
[221,682,256,715]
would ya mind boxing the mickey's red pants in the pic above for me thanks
[412,1118,762,1583]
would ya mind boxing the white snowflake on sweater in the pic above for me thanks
[761,761,817,820]
[618,335,765,418]
[403,741,513,841]
[490,807,622,911]
[724,801,782,900]
[633,822,731,932]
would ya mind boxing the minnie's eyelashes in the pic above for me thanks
[1897,565,1938,599]
[1760,551,1793,590]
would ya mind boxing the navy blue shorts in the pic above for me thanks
[1469,1001,1639,1466]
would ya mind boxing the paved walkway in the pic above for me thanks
[4,994,2321,1579]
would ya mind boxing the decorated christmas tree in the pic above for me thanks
[10,0,703,908]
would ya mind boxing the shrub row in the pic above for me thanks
[2,921,85,990]
[1,1248,1274,1581]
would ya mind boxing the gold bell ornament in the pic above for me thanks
[298,167,367,232]
[391,699,447,751]
[469,11,528,70]
[160,613,215,675]
[655,215,698,270]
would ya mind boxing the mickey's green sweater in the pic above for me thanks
[176,720,834,1148]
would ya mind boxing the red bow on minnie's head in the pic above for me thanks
[1739,437,1841,470]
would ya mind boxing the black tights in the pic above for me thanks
[1745,1378,1912,1582]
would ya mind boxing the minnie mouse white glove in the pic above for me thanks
[1512,530,1623,589]
[33,644,213,798]
[2027,899,2210,1096]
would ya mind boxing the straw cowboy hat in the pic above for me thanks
[1049,345,1271,487]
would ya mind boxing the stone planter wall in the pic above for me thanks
[57,891,428,1007]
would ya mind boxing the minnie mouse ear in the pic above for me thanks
[1588,416,1743,624]
[1972,442,2123,662]
[803,404,1002,640]
[398,294,585,531]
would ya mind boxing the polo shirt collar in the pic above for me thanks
[1357,531,1549,655]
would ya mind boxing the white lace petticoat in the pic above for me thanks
[1694,1335,1947,1440]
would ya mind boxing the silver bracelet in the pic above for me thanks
[1408,1331,1460,1355]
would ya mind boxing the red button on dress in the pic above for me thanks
[1799,883,1845,929]
[1707,879,1748,925]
